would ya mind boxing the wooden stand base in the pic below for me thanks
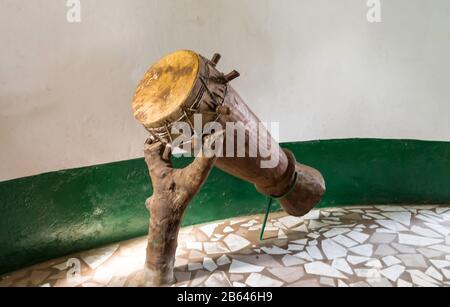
[143,140,217,286]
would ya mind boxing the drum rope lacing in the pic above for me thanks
[259,170,299,241]
[146,63,228,146]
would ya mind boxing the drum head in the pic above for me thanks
[132,50,200,129]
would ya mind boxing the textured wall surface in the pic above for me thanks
[0,139,449,274]
[1,0,450,181]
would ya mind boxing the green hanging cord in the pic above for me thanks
[259,171,299,242]
[259,197,273,241]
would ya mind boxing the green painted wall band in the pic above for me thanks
[0,138,449,274]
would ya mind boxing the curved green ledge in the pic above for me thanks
[0,138,449,274]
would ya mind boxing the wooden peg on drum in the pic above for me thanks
[210,53,221,66]
[222,70,240,83]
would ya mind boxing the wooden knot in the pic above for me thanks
[216,106,231,115]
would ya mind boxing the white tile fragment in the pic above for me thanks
[294,252,314,262]
[273,221,287,230]
[391,243,416,254]
[306,246,324,260]
[323,228,351,238]
[355,269,381,279]
[430,260,450,269]
[216,255,231,266]
[248,225,262,231]
[307,233,320,239]
[223,226,234,233]
[346,231,370,244]
[93,266,115,284]
[203,257,218,272]
[199,223,219,238]
[382,256,402,266]
[442,269,450,280]
[366,213,386,220]
[322,239,348,260]
[53,262,69,271]
[425,266,443,281]
[80,244,119,270]
[418,247,444,258]
[233,282,247,287]
[291,239,308,245]
[261,246,291,255]
[304,262,347,279]
[367,278,392,288]
[245,273,283,287]
[320,277,336,287]
[397,254,427,268]
[332,235,358,248]
[347,255,370,265]
[291,224,308,232]
[203,242,230,255]
[308,221,326,230]
[429,245,450,254]
[381,212,411,226]
[281,255,305,267]
[374,244,398,256]
[424,223,450,236]
[376,206,406,212]
[267,267,304,284]
[365,259,382,268]
[408,270,440,287]
[349,244,373,257]
[348,209,364,213]
[240,220,259,228]
[229,260,264,274]
[308,240,318,246]
[188,263,203,271]
[204,271,232,287]
[398,234,443,247]
[369,233,396,244]
[416,215,441,224]
[376,228,396,234]
[287,244,304,251]
[229,219,246,226]
[397,279,413,287]
[303,210,320,220]
[337,280,349,287]
[278,216,303,228]
[186,242,203,251]
[278,229,288,239]
[410,226,442,238]
[223,234,251,252]
[380,265,405,282]
[332,258,353,275]
[375,220,408,232]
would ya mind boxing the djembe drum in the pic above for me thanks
[132,50,325,217]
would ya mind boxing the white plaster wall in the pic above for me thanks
[1,0,449,181]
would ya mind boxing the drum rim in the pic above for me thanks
[142,54,229,145]
[131,50,202,130]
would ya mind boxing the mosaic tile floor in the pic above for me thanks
[2,205,450,287]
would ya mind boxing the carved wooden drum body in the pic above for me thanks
[132,50,325,216]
